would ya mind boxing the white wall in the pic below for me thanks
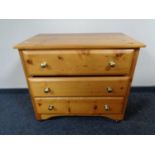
[0,19,154,88]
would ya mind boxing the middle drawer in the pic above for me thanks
[28,77,130,97]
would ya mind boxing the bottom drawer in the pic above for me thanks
[34,97,124,114]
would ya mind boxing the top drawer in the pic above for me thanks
[22,49,134,76]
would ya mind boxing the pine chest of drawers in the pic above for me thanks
[15,33,145,121]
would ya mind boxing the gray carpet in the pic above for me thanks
[0,88,155,135]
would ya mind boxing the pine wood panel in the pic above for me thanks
[40,113,124,121]
[19,51,41,120]
[22,49,134,76]
[15,33,145,49]
[122,49,140,117]
[34,97,124,114]
[28,77,130,97]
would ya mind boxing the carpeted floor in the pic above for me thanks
[0,88,155,135]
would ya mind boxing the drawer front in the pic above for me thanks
[23,49,134,76]
[29,77,130,97]
[34,97,124,114]
[35,98,68,114]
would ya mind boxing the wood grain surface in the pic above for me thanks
[23,49,134,76]
[28,77,130,97]
[15,33,145,49]
[34,97,124,114]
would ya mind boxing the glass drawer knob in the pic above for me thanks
[104,104,110,111]
[40,62,47,68]
[109,61,116,67]
[107,87,113,93]
[48,105,54,111]
[44,88,50,93]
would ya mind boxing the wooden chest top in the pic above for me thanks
[15,33,145,50]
